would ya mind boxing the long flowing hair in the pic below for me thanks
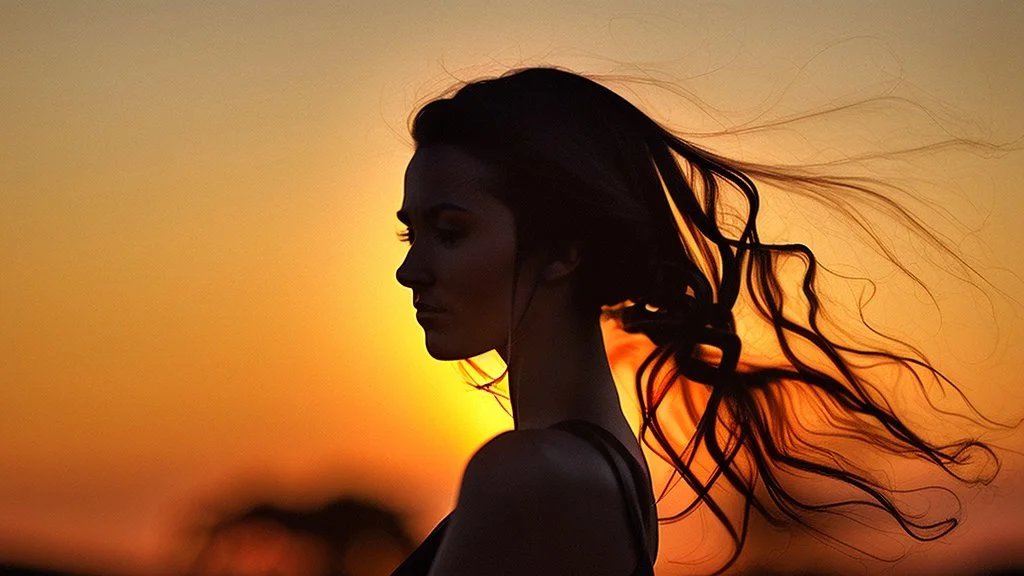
[408,66,1009,572]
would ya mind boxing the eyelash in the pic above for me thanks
[397,227,462,247]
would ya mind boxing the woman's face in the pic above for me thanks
[396,145,530,361]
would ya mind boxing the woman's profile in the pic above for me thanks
[389,67,1004,575]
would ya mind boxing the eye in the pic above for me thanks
[436,227,464,247]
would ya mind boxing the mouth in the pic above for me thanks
[414,301,447,323]
[413,300,446,313]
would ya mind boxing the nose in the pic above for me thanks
[396,248,433,289]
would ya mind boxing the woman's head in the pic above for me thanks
[405,68,701,315]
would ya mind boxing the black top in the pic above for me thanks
[391,420,657,575]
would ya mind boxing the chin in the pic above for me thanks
[424,335,489,362]
[425,344,474,362]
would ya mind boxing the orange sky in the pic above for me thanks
[2,2,1023,574]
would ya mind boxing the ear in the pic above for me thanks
[541,243,582,282]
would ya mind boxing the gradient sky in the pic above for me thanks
[2,1,1023,574]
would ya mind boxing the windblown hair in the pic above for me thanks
[409,67,1001,571]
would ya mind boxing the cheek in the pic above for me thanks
[424,243,516,360]
[442,236,516,323]
[456,247,514,308]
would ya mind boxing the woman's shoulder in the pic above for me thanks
[462,426,622,497]
[429,427,639,574]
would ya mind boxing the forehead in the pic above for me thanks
[401,145,500,213]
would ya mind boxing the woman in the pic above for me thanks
[390,67,999,575]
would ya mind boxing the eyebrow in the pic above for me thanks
[396,202,470,225]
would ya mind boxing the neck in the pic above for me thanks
[500,301,624,431]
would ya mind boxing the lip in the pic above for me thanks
[415,309,447,327]
[414,301,447,324]
[413,301,446,313]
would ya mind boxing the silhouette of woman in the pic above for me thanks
[390,67,999,575]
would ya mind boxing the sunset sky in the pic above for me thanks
[2,2,1023,574]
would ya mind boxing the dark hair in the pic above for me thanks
[409,67,1002,571]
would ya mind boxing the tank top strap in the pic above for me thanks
[550,419,656,575]
[390,513,451,575]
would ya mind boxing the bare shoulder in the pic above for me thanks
[462,428,618,498]
[427,428,638,576]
